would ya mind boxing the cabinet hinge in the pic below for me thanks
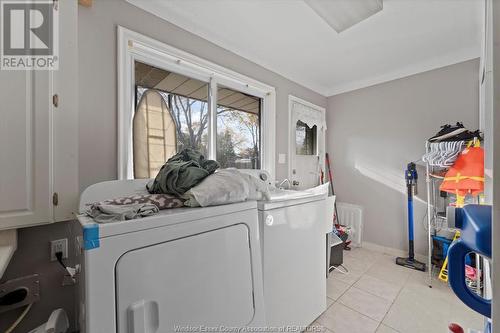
[53,192,59,206]
[52,94,59,108]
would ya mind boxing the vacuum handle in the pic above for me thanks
[447,240,491,318]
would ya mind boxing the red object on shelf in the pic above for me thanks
[448,323,464,333]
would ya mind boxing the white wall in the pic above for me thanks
[326,59,480,255]
[78,0,326,190]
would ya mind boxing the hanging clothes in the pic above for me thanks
[422,141,467,167]
[439,141,484,207]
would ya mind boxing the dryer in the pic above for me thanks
[76,179,265,333]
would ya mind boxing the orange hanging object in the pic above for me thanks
[440,144,484,200]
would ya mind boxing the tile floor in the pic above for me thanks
[312,247,485,333]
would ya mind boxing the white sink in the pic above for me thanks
[268,188,314,201]
[269,183,329,201]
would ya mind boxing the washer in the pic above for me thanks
[76,179,265,333]
[240,170,327,328]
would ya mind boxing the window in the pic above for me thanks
[132,61,262,178]
[217,86,261,169]
[118,27,276,180]
[296,121,317,155]
[134,61,209,178]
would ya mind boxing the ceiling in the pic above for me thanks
[126,0,483,96]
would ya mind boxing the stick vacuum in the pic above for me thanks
[396,162,426,272]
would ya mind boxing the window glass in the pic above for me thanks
[296,121,317,155]
[133,61,209,178]
[216,86,261,169]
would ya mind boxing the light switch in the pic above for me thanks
[278,154,286,164]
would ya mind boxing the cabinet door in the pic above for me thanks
[0,0,78,229]
[52,0,78,221]
[0,70,53,229]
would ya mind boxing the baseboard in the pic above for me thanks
[363,241,427,263]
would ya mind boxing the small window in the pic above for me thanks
[216,86,261,169]
[296,121,317,155]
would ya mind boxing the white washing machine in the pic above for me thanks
[76,179,265,333]
[239,170,327,328]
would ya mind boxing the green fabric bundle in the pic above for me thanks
[147,148,220,197]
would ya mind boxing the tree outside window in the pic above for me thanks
[134,64,261,178]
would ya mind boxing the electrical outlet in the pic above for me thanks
[50,238,68,261]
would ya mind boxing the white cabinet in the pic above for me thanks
[0,0,78,230]
[0,70,52,229]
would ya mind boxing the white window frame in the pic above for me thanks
[117,27,276,180]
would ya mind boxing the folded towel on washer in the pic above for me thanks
[147,148,220,197]
[183,169,270,207]
[86,203,159,223]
